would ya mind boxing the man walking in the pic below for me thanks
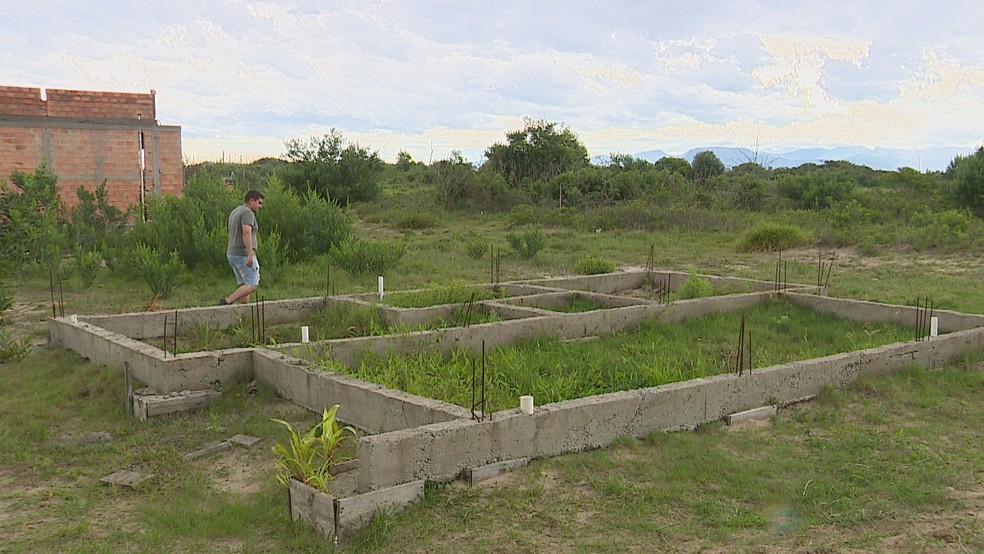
[219,189,264,305]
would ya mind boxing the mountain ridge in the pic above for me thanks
[618,145,981,172]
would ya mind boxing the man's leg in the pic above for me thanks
[225,283,257,304]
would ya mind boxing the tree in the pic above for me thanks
[948,147,984,214]
[654,156,691,176]
[691,150,726,183]
[280,129,384,204]
[483,118,589,187]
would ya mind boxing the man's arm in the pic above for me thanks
[242,223,254,266]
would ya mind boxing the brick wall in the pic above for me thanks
[0,85,181,211]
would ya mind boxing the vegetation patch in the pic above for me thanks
[317,298,913,411]
[737,222,809,252]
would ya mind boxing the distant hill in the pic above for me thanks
[622,145,980,172]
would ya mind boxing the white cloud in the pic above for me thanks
[2,0,984,165]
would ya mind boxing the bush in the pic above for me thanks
[328,238,406,275]
[506,226,546,259]
[261,179,352,261]
[132,243,185,297]
[0,272,12,325]
[0,328,31,363]
[909,208,975,250]
[462,232,489,259]
[71,247,102,288]
[574,255,616,275]
[737,223,808,252]
[0,162,68,268]
[671,270,714,300]
[397,212,439,230]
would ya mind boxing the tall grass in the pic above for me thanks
[319,298,913,411]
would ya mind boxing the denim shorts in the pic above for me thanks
[227,254,260,286]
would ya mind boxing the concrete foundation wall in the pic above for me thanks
[49,317,252,392]
[786,292,984,332]
[83,297,329,340]
[279,292,773,369]
[356,326,984,491]
[252,349,469,434]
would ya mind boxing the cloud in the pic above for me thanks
[2,0,984,165]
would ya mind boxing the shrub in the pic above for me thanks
[506,226,546,259]
[574,255,616,275]
[328,238,406,275]
[462,232,489,259]
[0,162,68,268]
[909,208,975,250]
[0,272,12,325]
[671,270,714,300]
[736,222,808,252]
[261,179,352,260]
[0,329,31,363]
[397,212,439,230]
[132,243,185,297]
[71,246,102,288]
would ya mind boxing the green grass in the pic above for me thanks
[319,298,914,412]
[4,193,984,552]
[344,363,984,553]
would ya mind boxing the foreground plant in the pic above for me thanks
[271,404,356,492]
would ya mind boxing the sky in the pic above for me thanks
[3,1,983,167]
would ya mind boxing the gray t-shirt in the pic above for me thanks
[227,204,258,256]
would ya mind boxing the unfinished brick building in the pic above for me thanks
[0,85,183,211]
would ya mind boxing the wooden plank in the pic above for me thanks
[184,440,232,461]
[725,405,777,426]
[228,434,262,447]
[335,480,424,533]
[462,457,530,484]
[100,470,151,487]
[133,390,221,419]
[289,479,337,539]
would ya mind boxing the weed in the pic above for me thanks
[671,270,714,300]
[505,225,547,259]
[271,404,356,492]
[736,222,808,252]
[574,255,616,275]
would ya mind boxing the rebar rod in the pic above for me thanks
[162,314,168,358]
[49,268,56,318]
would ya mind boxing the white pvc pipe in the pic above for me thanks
[378,276,384,299]
[301,326,310,343]
[930,316,939,337]
[520,395,534,414]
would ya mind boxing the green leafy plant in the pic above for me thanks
[671,270,714,300]
[271,404,356,492]
[71,246,102,288]
[462,232,489,259]
[574,255,616,275]
[132,243,186,298]
[0,273,12,323]
[505,225,546,259]
[0,328,31,363]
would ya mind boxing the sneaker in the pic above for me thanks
[218,298,229,306]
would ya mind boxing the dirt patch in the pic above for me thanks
[208,448,270,495]
[3,300,48,345]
